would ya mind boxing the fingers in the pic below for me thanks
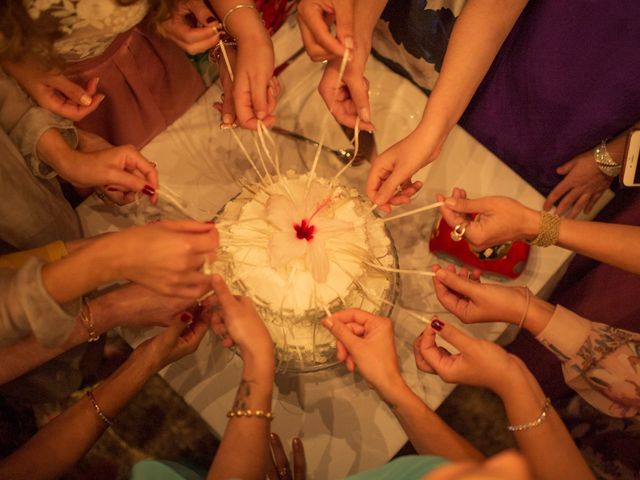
[48,74,94,106]
[321,315,359,353]
[211,274,238,309]
[427,318,473,354]
[569,192,592,219]
[555,187,581,216]
[434,267,480,299]
[442,196,487,215]
[52,93,106,122]
[299,3,345,60]
[157,219,217,234]
[269,433,292,480]
[328,308,380,326]
[544,180,570,211]
[292,437,306,480]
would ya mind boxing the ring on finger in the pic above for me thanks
[451,223,467,242]
[94,190,107,202]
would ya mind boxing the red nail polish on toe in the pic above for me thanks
[431,319,444,331]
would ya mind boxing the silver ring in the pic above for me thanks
[278,466,288,479]
[94,190,106,201]
[450,223,467,242]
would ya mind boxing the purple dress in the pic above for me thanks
[374,0,640,398]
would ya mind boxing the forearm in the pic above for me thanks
[210,0,266,41]
[354,0,388,48]
[421,0,528,135]
[385,381,483,461]
[0,354,154,480]
[498,364,594,480]
[208,358,275,480]
[35,127,81,180]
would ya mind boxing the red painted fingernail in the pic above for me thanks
[431,319,444,331]
[142,185,155,196]
[180,312,192,323]
[107,187,119,192]
[206,16,215,24]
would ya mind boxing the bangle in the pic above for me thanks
[222,3,259,35]
[516,288,531,333]
[227,409,274,421]
[79,297,100,343]
[593,141,621,177]
[507,397,551,432]
[86,390,114,427]
[529,211,560,247]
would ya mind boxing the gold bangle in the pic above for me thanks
[529,211,560,247]
[86,390,114,427]
[222,3,258,35]
[227,409,274,421]
[507,397,551,432]
[79,297,100,343]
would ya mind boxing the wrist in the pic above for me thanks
[492,358,530,400]
[524,297,555,336]
[521,207,542,241]
[241,348,275,378]
[376,375,413,406]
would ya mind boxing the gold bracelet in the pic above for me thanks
[79,297,100,343]
[593,141,621,177]
[507,397,551,432]
[222,3,258,35]
[529,211,560,247]
[86,390,114,427]
[227,409,274,421]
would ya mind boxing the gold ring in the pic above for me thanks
[450,223,466,242]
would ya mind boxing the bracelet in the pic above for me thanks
[222,3,258,35]
[86,390,114,427]
[79,297,100,343]
[516,288,531,333]
[593,141,621,177]
[529,211,561,247]
[227,409,274,421]
[507,397,551,432]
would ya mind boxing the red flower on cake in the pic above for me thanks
[265,182,353,283]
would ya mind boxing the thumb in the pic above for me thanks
[159,311,192,344]
[373,167,412,205]
[431,319,474,354]
[435,268,481,299]
[443,196,488,215]
[211,274,237,309]
[106,169,147,193]
[158,220,215,234]
[322,316,359,353]
[48,74,92,106]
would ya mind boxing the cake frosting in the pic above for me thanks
[215,171,397,371]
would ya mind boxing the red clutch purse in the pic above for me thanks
[428,216,529,280]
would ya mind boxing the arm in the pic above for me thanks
[0,314,208,480]
[207,274,275,479]
[322,309,482,461]
[416,319,594,480]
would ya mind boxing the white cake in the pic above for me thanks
[215,171,397,371]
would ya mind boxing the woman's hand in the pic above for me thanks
[414,317,521,398]
[210,274,274,365]
[158,0,221,55]
[544,150,613,219]
[267,433,306,480]
[3,59,104,121]
[131,311,209,372]
[321,308,405,399]
[366,126,442,211]
[105,221,219,298]
[437,188,540,250]
[297,0,354,61]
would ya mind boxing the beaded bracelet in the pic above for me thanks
[529,211,560,248]
[227,409,274,421]
[593,141,621,177]
[86,390,114,427]
[507,397,551,432]
[79,297,100,343]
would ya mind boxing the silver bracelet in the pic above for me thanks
[86,390,114,427]
[222,3,258,34]
[593,141,621,177]
[507,397,551,432]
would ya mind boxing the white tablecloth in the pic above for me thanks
[77,20,610,479]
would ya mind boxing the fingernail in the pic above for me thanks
[445,198,457,206]
[358,108,371,123]
[212,273,222,283]
[293,437,301,447]
[206,16,215,24]
[222,113,234,125]
[435,269,446,279]
[270,433,279,442]
[344,36,354,50]
[142,185,155,196]
[106,187,119,192]
[180,312,193,323]
[256,111,266,120]
[80,94,92,106]
[431,319,444,331]
[322,317,334,329]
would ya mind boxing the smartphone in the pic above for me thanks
[621,128,640,187]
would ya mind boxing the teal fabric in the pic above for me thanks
[346,455,448,480]
[131,460,205,480]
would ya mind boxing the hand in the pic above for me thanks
[107,221,219,298]
[157,0,221,55]
[413,316,520,397]
[437,188,540,250]
[132,310,209,372]
[267,433,306,480]
[3,59,104,121]
[432,264,530,325]
[366,127,439,211]
[544,150,613,218]
[233,32,278,129]
[210,274,274,363]
[297,0,354,61]
[321,309,404,398]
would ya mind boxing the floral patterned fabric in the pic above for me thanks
[24,0,149,62]
[538,305,640,418]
